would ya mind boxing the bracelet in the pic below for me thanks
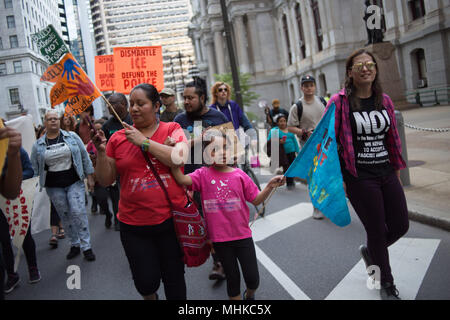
[141,138,150,152]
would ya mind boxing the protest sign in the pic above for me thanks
[0,177,38,271]
[95,55,115,91]
[113,46,164,94]
[285,103,351,227]
[31,25,69,65]
[5,114,36,156]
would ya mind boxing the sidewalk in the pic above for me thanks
[400,105,450,231]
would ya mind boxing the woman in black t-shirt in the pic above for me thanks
[328,49,409,300]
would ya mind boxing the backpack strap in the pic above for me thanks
[319,96,327,107]
[296,100,303,124]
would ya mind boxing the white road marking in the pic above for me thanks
[252,202,313,242]
[325,238,441,300]
[255,244,310,300]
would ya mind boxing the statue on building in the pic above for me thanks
[363,0,386,45]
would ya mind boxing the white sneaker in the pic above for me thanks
[313,208,325,220]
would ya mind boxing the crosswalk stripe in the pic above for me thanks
[255,244,311,300]
[325,238,441,300]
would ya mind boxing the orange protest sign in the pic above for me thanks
[0,119,8,175]
[95,55,115,91]
[113,46,164,94]
[47,52,101,109]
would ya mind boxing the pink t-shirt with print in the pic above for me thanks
[188,167,260,243]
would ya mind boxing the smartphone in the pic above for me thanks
[85,115,97,134]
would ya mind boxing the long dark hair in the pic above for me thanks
[345,49,383,111]
[185,76,208,105]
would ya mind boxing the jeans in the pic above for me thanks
[345,172,409,284]
[46,180,92,251]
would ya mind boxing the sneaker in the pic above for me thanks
[4,273,20,294]
[209,262,226,281]
[66,246,81,260]
[28,267,41,284]
[312,208,325,220]
[83,249,96,261]
[359,245,374,275]
[380,282,401,300]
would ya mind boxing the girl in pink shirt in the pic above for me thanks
[172,133,284,300]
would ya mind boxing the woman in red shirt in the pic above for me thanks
[92,83,188,300]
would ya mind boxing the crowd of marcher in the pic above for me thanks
[0,48,409,301]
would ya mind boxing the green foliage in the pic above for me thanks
[214,71,260,110]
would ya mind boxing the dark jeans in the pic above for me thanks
[94,184,120,224]
[213,237,259,298]
[0,211,37,275]
[283,152,297,187]
[119,218,186,299]
[345,172,409,284]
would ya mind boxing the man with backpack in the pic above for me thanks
[287,75,328,219]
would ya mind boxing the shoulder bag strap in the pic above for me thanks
[141,150,174,210]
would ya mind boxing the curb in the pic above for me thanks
[408,210,450,232]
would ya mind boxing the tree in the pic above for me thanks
[214,71,260,112]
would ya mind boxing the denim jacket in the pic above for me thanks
[31,129,94,189]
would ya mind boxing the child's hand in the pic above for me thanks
[268,175,286,188]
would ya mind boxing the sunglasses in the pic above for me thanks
[352,61,376,72]
[218,88,228,93]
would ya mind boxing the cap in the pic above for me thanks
[160,88,175,96]
[272,99,280,106]
[301,75,316,85]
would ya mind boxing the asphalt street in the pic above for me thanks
[6,173,450,300]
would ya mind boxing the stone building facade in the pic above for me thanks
[188,0,449,118]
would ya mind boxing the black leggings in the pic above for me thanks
[0,249,5,300]
[283,152,297,187]
[119,218,186,299]
[213,237,259,298]
[0,211,37,275]
[94,184,120,223]
[345,172,409,284]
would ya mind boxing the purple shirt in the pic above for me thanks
[326,89,406,178]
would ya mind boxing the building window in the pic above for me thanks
[36,87,41,103]
[310,0,323,52]
[10,35,18,48]
[44,87,49,104]
[409,0,426,20]
[295,4,306,59]
[13,61,22,73]
[9,88,20,105]
[413,49,427,88]
[0,63,6,75]
[7,15,15,28]
[0,37,3,49]
[4,0,13,9]
[282,15,293,65]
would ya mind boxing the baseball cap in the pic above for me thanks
[301,75,316,85]
[160,88,175,96]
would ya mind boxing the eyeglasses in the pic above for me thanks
[218,88,228,93]
[352,61,376,72]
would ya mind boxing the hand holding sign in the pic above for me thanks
[0,126,22,157]
[62,58,81,81]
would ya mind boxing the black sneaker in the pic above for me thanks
[380,282,401,300]
[28,267,41,284]
[66,246,81,260]
[83,249,96,261]
[4,273,20,294]
[359,245,374,275]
